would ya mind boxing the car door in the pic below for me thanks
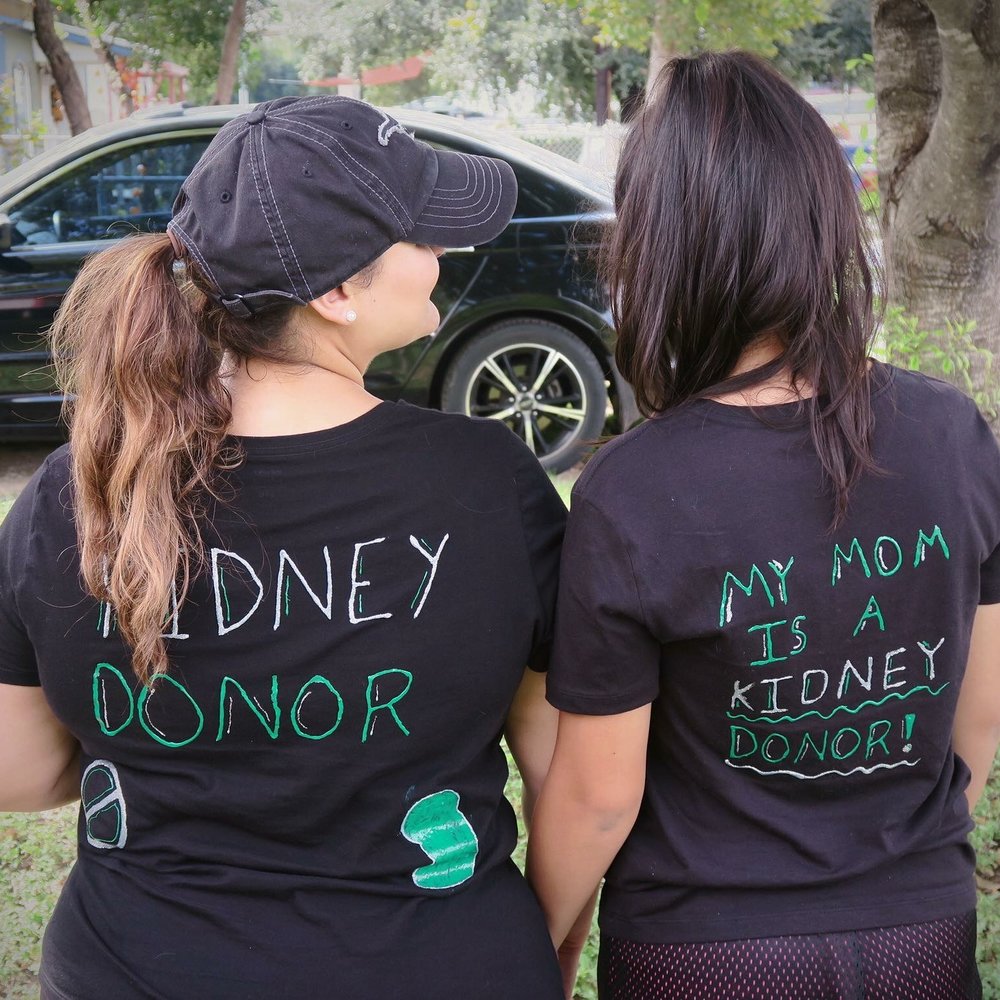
[0,132,214,436]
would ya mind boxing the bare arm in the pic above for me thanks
[506,672,598,995]
[505,668,559,826]
[0,684,79,812]
[953,603,1000,810]
[526,705,651,951]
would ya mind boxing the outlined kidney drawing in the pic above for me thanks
[81,759,128,850]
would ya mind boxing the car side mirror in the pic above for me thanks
[0,214,11,253]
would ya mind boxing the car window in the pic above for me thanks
[509,165,586,217]
[8,136,212,246]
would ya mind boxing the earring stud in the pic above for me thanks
[345,309,357,323]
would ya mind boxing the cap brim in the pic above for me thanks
[408,150,517,248]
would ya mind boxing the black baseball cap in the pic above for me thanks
[167,96,518,318]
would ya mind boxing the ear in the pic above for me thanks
[307,283,358,326]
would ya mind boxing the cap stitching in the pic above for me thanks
[417,159,502,226]
[268,95,354,115]
[184,121,250,180]
[275,118,414,227]
[168,219,223,291]
[278,122,413,229]
[428,153,472,194]
[257,125,313,298]
[247,125,297,292]
[265,121,408,232]
[425,156,484,205]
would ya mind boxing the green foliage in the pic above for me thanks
[554,0,654,51]
[879,307,1000,422]
[280,0,454,85]
[54,0,274,104]
[973,759,1000,999]
[281,0,597,118]
[0,80,47,172]
[243,39,310,103]
[436,0,595,117]
[775,0,872,86]
[557,0,822,58]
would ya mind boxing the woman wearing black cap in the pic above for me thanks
[528,52,1000,999]
[0,96,565,998]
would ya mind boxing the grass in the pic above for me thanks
[3,477,1000,999]
[0,805,76,997]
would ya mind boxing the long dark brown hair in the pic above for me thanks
[51,233,296,684]
[603,51,881,525]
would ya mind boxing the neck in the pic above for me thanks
[710,334,810,407]
[224,355,380,437]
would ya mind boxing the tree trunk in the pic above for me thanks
[872,0,1000,422]
[646,5,681,96]
[32,0,93,134]
[76,0,135,115]
[647,20,669,94]
[213,0,247,105]
[595,44,610,125]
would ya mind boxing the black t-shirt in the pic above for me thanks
[548,364,1000,944]
[0,402,565,999]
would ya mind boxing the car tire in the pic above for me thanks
[441,319,608,473]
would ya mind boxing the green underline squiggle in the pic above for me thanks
[727,683,950,724]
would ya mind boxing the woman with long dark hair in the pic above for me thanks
[0,96,565,999]
[528,51,1000,999]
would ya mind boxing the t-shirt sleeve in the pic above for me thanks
[510,442,568,672]
[983,542,1000,604]
[0,471,42,686]
[971,406,1000,604]
[546,493,661,714]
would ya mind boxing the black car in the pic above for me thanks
[0,105,634,472]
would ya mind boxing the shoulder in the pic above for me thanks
[573,413,690,510]
[397,401,519,450]
[0,445,72,581]
[393,403,558,512]
[879,363,989,443]
[881,363,979,416]
[396,403,545,473]
[5,445,72,530]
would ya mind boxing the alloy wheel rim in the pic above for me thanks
[464,342,588,457]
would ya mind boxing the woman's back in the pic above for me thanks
[546,363,1000,942]
[3,403,564,997]
[527,50,997,1000]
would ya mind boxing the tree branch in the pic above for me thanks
[32,0,93,134]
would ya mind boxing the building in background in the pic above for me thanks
[0,0,185,159]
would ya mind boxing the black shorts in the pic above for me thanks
[598,912,981,1000]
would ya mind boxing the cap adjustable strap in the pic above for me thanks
[220,294,254,318]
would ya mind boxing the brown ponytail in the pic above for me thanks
[51,233,294,684]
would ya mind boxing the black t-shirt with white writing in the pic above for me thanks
[0,402,565,999]
[548,364,1000,944]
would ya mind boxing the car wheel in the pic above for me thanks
[441,319,608,473]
